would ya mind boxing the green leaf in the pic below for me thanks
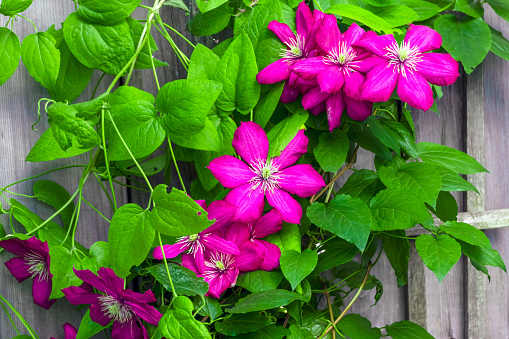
[228,289,305,313]
[312,238,359,276]
[0,223,5,238]
[126,18,167,69]
[146,264,210,296]
[215,313,272,336]
[33,180,75,228]
[188,44,220,80]
[415,234,461,282]
[399,0,440,21]
[364,0,401,6]
[159,299,212,339]
[64,12,134,75]
[337,314,382,339]
[236,270,284,293]
[326,4,394,33]
[489,26,509,61]
[0,28,20,86]
[434,15,491,74]
[26,128,91,162]
[265,223,301,253]
[367,116,401,154]
[267,110,309,158]
[0,0,33,15]
[21,32,60,92]
[164,0,189,12]
[454,0,484,18]
[365,5,418,28]
[48,37,93,103]
[108,88,165,161]
[76,309,112,339]
[428,191,457,222]
[49,246,82,299]
[212,37,232,58]
[348,123,392,161]
[313,129,349,173]
[385,320,434,339]
[288,325,314,339]
[118,154,166,177]
[437,166,479,193]
[243,325,290,339]
[149,185,214,237]
[157,79,222,138]
[108,204,154,278]
[254,82,284,128]
[194,150,219,191]
[381,230,409,287]
[77,0,141,25]
[194,297,223,321]
[417,142,488,174]
[307,195,372,251]
[214,32,261,114]
[383,121,418,159]
[170,117,221,152]
[458,240,506,272]
[378,162,441,207]
[370,188,432,231]
[280,249,318,290]
[339,169,385,204]
[487,0,509,22]
[187,3,232,36]
[197,0,227,13]
[441,221,491,248]
[47,102,100,150]
[81,241,110,274]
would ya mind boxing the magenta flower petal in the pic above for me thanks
[232,121,269,166]
[354,55,384,73]
[207,155,254,189]
[360,62,398,103]
[317,66,345,93]
[203,234,240,255]
[63,323,78,339]
[326,92,346,131]
[345,95,373,121]
[124,293,161,326]
[354,34,396,59]
[5,257,32,283]
[73,268,123,296]
[291,57,328,79]
[181,254,200,274]
[343,71,365,100]
[196,200,207,210]
[32,277,56,310]
[342,23,366,46]
[255,240,281,271]
[281,81,300,104]
[153,242,188,260]
[224,222,251,246]
[251,209,283,239]
[89,303,113,326]
[0,238,31,257]
[416,53,460,86]
[205,200,237,233]
[272,129,308,170]
[279,164,326,198]
[111,320,144,339]
[266,189,303,224]
[206,275,231,299]
[309,102,326,116]
[235,241,265,272]
[315,14,341,52]
[194,245,206,274]
[225,267,240,287]
[268,21,295,45]
[404,24,442,53]
[302,86,331,110]
[397,72,434,111]
[225,184,265,223]
[296,2,315,42]
[62,286,101,305]
[256,59,291,84]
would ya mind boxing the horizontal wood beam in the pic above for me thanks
[406,208,509,236]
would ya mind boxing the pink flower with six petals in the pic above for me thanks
[207,121,325,224]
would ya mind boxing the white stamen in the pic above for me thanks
[98,295,132,324]
[384,41,422,77]
[204,252,235,277]
[176,234,204,255]
[24,251,49,281]
[280,35,306,61]
[324,41,360,75]
[249,159,281,193]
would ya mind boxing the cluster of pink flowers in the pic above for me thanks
[257,2,460,131]
[155,121,325,297]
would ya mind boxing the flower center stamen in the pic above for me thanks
[98,295,132,324]
[384,41,422,77]
[188,234,199,241]
[249,159,281,193]
[280,35,306,61]
[324,41,359,73]
[24,251,49,281]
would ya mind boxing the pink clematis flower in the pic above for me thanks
[256,2,325,103]
[291,17,375,131]
[62,268,162,339]
[207,121,325,224]
[51,323,77,339]
[224,209,283,271]
[0,236,56,309]
[354,24,459,111]
[153,200,239,273]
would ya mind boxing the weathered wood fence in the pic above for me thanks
[1,1,508,338]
